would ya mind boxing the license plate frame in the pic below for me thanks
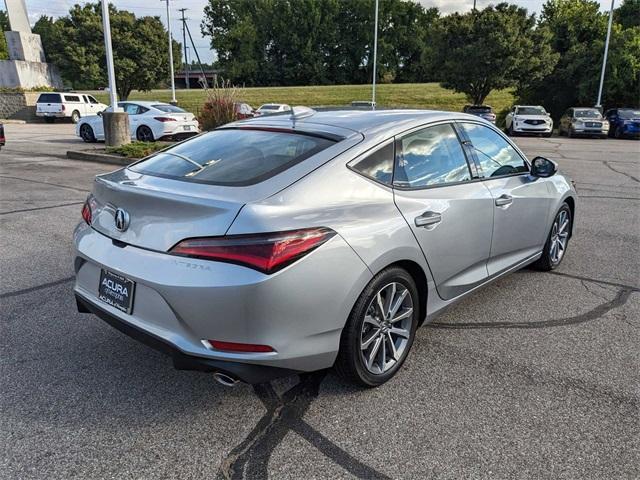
[98,269,135,314]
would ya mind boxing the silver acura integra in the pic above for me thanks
[74,109,576,387]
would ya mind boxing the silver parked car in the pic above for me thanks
[558,107,610,138]
[74,109,577,387]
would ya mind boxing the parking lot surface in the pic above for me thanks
[1,123,639,479]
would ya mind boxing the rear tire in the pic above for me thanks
[80,124,96,143]
[532,203,572,271]
[334,267,419,387]
[136,125,155,142]
[71,110,81,124]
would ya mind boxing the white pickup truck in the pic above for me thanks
[36,92,107,124]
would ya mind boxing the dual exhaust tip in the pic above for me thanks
[213,371,240,387]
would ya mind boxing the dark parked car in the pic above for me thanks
[604,108,640,139]
[0,123,5,151]
[462,105,496,124]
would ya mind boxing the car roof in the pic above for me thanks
[229,109,484,138]
[122,101,168,107]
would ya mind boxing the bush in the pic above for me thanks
[198,79,243,130]
[106,141,170,159]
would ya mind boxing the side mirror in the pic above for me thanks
[97,111,103,117]
[531,156,558,178]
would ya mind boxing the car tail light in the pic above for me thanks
[154,116,176,122]
[205,340,274,353]
[61,104,66,111]
[81,194,96,224]
[169,227,336,274]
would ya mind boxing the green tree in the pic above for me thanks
[518,0,639,118]
[33,3,181,99]
[615,0,640,29]
[0,9,9,60]
[431,3,556,106]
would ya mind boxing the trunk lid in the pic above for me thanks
[90,169,245,252]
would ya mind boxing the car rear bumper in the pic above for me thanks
[36,112,65,118]
[75,293,300,383]
[73,223,371,380]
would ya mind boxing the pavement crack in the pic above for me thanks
[216,371,390,480]
[603,161,640,183]
[0,201,84,215]
[0,276,74,299]
[428,287,633,330]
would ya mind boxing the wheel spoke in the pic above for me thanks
[390,326,410,339]
[560,220,569,233]
[367,336,382,369]
[375,292,385,319]
[384,283,396,318]
[386,332,398,361]
[389,289,408,319]
[363,314,381,328]
[361,329,380,350]
[380,334,387,367]
[390,307,413,323]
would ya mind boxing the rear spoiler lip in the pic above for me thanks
[218,125,346,142]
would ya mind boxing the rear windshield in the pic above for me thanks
[129,128,336,186]
[259,105,280,110]
[37,93,61,103]
[153,104,185,113]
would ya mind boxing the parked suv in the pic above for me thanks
[604,108,640,139]
[36,92,107,124]
[558,108,609,138]
[462,105,496,123]
[505,105,553,137]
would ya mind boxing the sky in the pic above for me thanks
[3,0,615,65]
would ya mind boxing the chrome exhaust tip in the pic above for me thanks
[213,372,239,387]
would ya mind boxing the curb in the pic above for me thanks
[0,119,27,124]
[66,150,132,166]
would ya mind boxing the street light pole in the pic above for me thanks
[371,0,379,110]
[162,0,177,104]
[101,0,119,111]
[596,0,615,110]
[178,8,189,90]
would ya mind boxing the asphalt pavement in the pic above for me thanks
[1,123,639,479]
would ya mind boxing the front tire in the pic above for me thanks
[614,126,624,139]
[136,125,155,142]
[335,267,418,387]
[71,110,81,124]
[532,203,572,271]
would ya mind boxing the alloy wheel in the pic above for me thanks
[137,126,154,142]
[549,209,570,264]
[359,282,413,375]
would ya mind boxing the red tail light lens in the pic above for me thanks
[154,116,176,122]
[169,227,336,274]
[207,340,274,353]
[81,194,96,224]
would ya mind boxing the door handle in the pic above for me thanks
[415,211,442,228]
[495,194,513,207]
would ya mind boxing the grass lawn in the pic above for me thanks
[90,83,514,117]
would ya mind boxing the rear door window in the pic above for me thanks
[37,93,61,103]
[129,128,337,186]
[394,123,472,188]
[64,95,80,102]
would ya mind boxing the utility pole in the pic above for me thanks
[100,0,129,146]
[182,16,209,89]
[473,0,477,10]
[371,0,379,110]
[595,0,615,110]
[162,0,177,104]
[178,8,189,89]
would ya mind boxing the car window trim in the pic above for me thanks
[454,120,531,180]
[391,121,476,191]
[346,139,395,188]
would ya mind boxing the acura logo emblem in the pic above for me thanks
[114,208,130,232]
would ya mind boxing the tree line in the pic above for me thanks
[31,3,181,99]
[202,0,639,116]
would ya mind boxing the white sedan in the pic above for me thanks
[76,101,200,143]
[254,103,291,116]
